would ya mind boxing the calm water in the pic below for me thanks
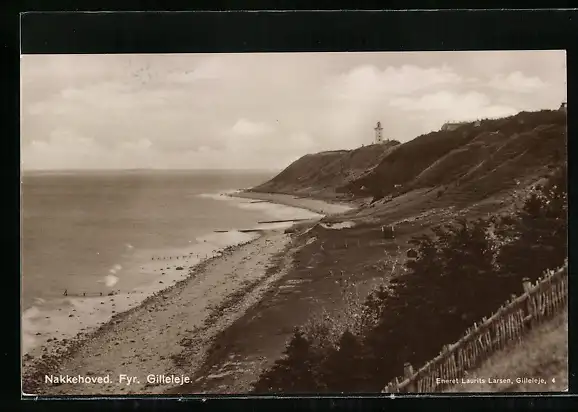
[21,170,318,353]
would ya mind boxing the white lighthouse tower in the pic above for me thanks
[374,121,384,144]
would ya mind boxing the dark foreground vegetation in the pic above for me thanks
[252,163,567,393]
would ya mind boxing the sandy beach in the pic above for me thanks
[22,193,351,396]
[231,191,354,215]
[23,230,290,395]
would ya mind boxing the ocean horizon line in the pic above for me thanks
[21,168,281,176]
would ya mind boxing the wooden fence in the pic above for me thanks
[382,262,568,393]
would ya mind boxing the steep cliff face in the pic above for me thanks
[249,141,399,200]
[350,110,566,202]
[250,109,566,206]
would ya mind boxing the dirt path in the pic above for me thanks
[25,230,292,396]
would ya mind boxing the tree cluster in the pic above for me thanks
[252,164,567,393]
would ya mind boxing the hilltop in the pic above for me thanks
[181,108,566,394]
[23,109,567,397]
[249,141,399,202]
[250,110,566,211]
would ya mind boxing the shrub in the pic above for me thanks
[496,163,567,284]
[253,164,568,393]
[319,330,367,392]
[252,329,323,393]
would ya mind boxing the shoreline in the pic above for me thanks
[21,190,324,359]
[21,228,260,358]
[21,233,262,394]
[22,230,289,395]
[22,192,330,396]
[230,190,355,216]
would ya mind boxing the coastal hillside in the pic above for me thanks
[250,110,566,205]
[445,309,568,393]
[249,141,399,201]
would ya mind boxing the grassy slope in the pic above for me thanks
[250,142,398,200]
[187,110,567,393]
[446,309,568,392]
[351,110,566,201]
[251,110,566,207]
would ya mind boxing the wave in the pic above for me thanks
[103,275,119,287]
[21,227,261,356]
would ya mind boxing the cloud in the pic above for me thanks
[390,91,518,125]
[28,81,177,116]
[230,119,275,137]
[119,138,153,151]
[22,129,106,169]
[166,60,231,83]
[488,71,547,93]
[20,52,567,170]
[327,64,464,101]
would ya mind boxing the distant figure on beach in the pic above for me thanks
[100,292,103,296]
[63,289,68,296]
[83,292,86,297]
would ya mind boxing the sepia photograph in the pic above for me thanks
[21,50,568,396]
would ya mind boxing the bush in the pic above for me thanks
[496,163,567,283]
[252,329,324,393]
[319,330,368,392]
[253,164,567,393]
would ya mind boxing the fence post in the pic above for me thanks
[522,278,532,294]
[404,362,415,392]
[522,277,535,328]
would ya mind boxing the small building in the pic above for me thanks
[560,102,567,112]
[441,121,468,132]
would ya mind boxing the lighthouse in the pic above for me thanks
[374,121,384,144]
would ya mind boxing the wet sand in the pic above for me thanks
[21,192,355,396]
[21,230,258,358]
[22,229,296,395]
[231,191,354,215]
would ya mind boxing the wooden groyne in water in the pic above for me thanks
[257,218,311,224]
[214,229,265,233]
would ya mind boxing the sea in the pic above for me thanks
[21,169,320,355]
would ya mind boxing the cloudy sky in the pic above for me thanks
[21,51,566,171]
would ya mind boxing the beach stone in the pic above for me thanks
[68,314,74,317]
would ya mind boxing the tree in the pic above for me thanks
[252,329,322,393]
[497,164,567,284]
[320,330,366,392]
